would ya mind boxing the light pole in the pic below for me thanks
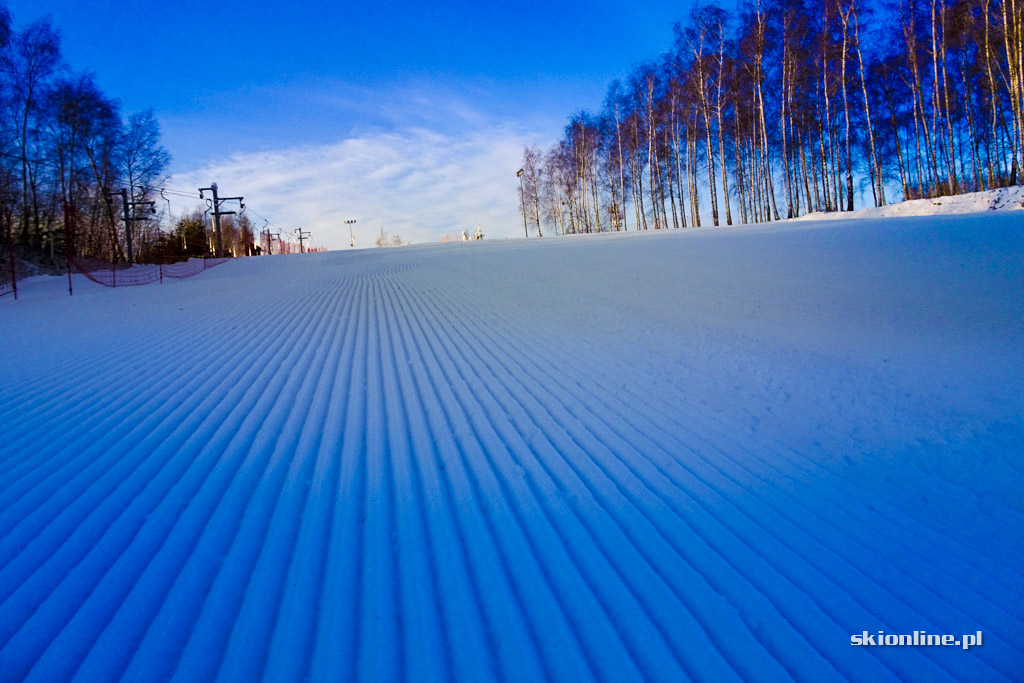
[517,168,528,238]
[345,219,357,247]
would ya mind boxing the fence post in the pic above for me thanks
[159,264,163,284]
[6,217,16,301]
[65,240,72,296]
[63,203,73,296]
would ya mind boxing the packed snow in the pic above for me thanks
[0,210,1022,681]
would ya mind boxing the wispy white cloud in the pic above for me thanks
[169,88,547,250]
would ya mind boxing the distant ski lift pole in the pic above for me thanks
[108,188,157,265]
[198,184,244,257]
[296,227,312,253]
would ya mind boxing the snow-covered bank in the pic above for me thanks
[1,213,1022,680]
[796,185,1024,222]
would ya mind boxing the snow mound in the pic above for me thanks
[796,185,1024,222]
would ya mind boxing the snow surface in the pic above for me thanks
[0,212,1022,681]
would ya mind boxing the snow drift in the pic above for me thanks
[796,185,1024,222]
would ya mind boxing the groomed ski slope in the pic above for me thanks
[0,213,1022,681]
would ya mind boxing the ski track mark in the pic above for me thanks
[411,264,1016,680]
[0,292,321,669]
[388,277,660,682]
[399,281,752,681]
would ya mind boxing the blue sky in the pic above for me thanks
[8,0,704,247]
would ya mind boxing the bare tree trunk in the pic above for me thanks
[751,1,780,221]
[674,105,688,227]
[632,119,648,230]
[733,110,748,224]
[822,36,840,211]
[757,81,781,221]
[664,124,680,229]
[800,129,816,211]
[705,119,719,225]
[984,6,999,186]
[751,113,764,222]
[715,31,733,225]
[852,4,884,205]
[818,107,832,210]
[613,96,628,229]
[902,1,939,195]
[936,1,960,193]
[689,122,701,226]
[1001,0,1023,182]
[883,76,911,198]
[838,1,855,211]
[642,77,662,229]
[780,31,795,218]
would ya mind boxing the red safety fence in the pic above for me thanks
[161,257,229,279]
[70,257,229,288]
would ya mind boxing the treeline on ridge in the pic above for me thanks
[519,0,1024,235]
